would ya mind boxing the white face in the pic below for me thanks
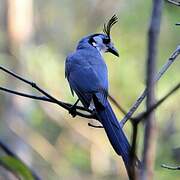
[92,36,109,54]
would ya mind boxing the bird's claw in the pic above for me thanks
[69,105,77,117]
[69,99,79,117]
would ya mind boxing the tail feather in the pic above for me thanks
[94,100,131,171]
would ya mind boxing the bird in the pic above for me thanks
[65,15,133,174]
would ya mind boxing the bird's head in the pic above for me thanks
[88,33,119,57]
[77,15,119,57]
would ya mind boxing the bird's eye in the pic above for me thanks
[103,38,110,44]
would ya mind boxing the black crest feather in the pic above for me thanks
[103,14,118,37]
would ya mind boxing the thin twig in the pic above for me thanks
[0,66,70,109]
[88,123,103,128]
[161,164,180,170]
[129,122,138,180]
[108,94,127,115]
[167,0,180,6]
[176,23,180,26]
[0,86,96,119]
[0,66,97,119]
[135,82,180,123]
[89,82,180,129]
[120,45,180,127]
[0,87,51,102]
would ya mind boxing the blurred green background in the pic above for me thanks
[0,0,179,179]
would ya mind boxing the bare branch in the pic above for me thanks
[135,82,180,123]
[128,83,180,179]
[129,122,138,180]
[108,94,127,115]
[0,87,51,102]
[167,0,180,6]
[129,82,180,178]
[0,65,128,120]
[161,164,180,170]
[120,45,180,127]
[88,123,103,128]
[0,66,69,108]
[0,66,97,119]
[0,86,97,119]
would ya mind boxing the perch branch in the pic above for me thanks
[1,65,179,126]
[0,66,97,119]
[0,86,95,119]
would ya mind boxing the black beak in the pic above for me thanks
[107,44,119,57]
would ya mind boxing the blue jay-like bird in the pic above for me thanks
[65,15,131,172]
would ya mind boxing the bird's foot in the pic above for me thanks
[68,99,79,117]
[69,105,77,117]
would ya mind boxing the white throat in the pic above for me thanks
[92,42,106,56]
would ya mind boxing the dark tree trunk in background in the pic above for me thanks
[140,0,163,179]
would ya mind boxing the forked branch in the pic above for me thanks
[120,45,180,127]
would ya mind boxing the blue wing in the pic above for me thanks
[65,52,108,108]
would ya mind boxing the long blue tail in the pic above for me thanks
[94,100,131,172]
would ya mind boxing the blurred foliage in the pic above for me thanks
[0,0,179,179]
[0,155,34,180]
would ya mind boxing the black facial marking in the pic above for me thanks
[103,38,110,44]
[88,37,95,46]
